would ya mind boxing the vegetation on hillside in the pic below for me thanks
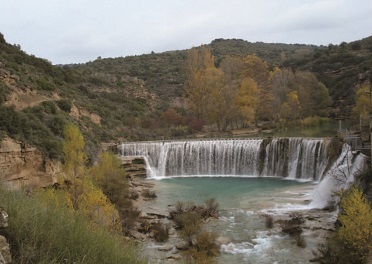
[184,47,332,131]
[0,123,145,263]
[0,31,371,158]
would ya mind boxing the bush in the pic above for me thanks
[301,116,329,127]
[152,222,169,242]
[279,212,304,236]
[142,189,157,199]
[57,99,72,113]
[0,188,146,264]
[204,198,219,217]
[195,231,220,256]
[263,214,274,229]
[337,185,372,261]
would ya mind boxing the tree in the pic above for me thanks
[352,83,372,125]
[243,55,269,89]
[219,56,246,128]
[243,55,270,122]
[90,152,130,210]
[235,77,259,126]
[184,47,215,120]
[62,124,87,178]
[0,32,5,44]
[160,108,183,128]
[203,67,227,130]
[281,91,301,120]
[290,71,332,118]
[268,67,293,119]
[337,185,372,262]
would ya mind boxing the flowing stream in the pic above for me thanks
[119,138,367,263]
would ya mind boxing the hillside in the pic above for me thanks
[1,32,371,162]
[287,36,372,117]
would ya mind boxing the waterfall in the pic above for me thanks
[309,143,368,208]
[119,138,352,181]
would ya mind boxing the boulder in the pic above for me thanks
[128,230,147,241]
[215,236,231,246]
[0,235,11,264]
[0,208,8,228]
[158,244,173,252]
[176,241,189,250]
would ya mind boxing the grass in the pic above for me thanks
[0,187,146,264]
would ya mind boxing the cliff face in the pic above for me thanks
[0,137,60,190]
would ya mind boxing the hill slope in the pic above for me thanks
[0,32,371,161]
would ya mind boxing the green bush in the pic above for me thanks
[0,188,146,264]
[301,116,330,127]
[36,78,57,91]
[57,99,72,113]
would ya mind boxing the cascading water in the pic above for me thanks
[120,138,341,181]
[125,138,368,263]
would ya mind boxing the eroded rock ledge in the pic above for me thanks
[0,137,60,190]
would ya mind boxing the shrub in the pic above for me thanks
[279,212,304,236]
[195,231,220,256]
[0,188,146,264]
[174,210,203,245]
[263,214,274,229]
[300,116,329,127]
[294,233,306,248]
[152,222,169,242]
[36,77,56,91]
[142,189,157,199]
[204,198,219,217]
[57,99,72,113]
[337,185,372,261]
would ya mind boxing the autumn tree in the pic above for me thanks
[235,77,259,126]
[160,108,183,128]
[219,56,246,128]
[243,55,269,89]
[268,67,293,120]
[62,123,87,178]
[243,55,270,121]
[337,185,372,262]
[68,177,122,232]
[90,151,130,210]
[352,82,372,125]
[184,47,215,120]
[290,71,332,117]
[281,91,301,120]
[203,67,229,131]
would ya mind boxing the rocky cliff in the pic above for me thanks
[0,137,60,190]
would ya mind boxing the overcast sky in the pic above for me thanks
[1,0,372,64]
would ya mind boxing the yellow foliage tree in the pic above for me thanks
[62,124,87,178]
[235,77,259,125]
[58,177,122,233]
[352,83,372,125]
[184,47,215,120]
[337,185,372,259]
[90,152,130,210]
[280,91,301,120]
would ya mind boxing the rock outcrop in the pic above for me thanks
[0,137,60,190]
[0,207,11,264]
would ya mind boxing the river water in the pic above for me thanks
[142,176,333,263]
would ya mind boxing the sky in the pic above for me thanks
[1,0,372,65]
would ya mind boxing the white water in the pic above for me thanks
[125,138,368,263]
[120,138,345,181]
